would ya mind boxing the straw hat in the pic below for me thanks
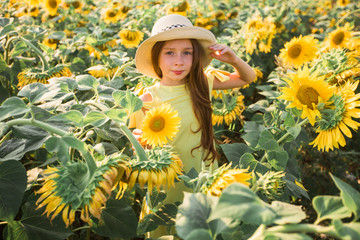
[135,14,216,79]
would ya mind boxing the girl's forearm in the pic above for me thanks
[230,57,256,84]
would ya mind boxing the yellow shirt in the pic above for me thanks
[129,67,229,203]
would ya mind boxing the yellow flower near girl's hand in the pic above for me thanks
[141,103,181,147]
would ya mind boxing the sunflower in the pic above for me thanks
[36,157,130,227]
[119,29,144,48]
[201,164,252,197]
[212,94,245,126]
[278,66,334,126]
[102,8,126,24]
[167,0,190,16]
[86,65,119,79]
[141,103,181,147]
[323,22,353,50]
[44,0,61,16]
[337,0,350,7]
[127,146,183,193]
[84,39,118,60]
[310,80,360,151]
[42,38,59,50]
[29,0,40,6]
[279,35,319,68]
[62,0,83,13]
[17,65,72,88]
[194,17,218,30]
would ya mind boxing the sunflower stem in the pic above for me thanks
[117,122,148,162]
[4,35,18,65]
[0,130,12,145]
[19,36,49,71]
[264,223,339,238]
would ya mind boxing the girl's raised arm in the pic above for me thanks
[209,44,256,90]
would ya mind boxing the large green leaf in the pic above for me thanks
[48,110,84,127]
[3,221,29,240]
[0,97,30,121]
[220,143,253,166]
[83,111,108,127]
[313,196,352,224]
[112,90,126,106]
[185,229,213,240]
[209,183,276,225]
[257,129,279,151]
[271,201,306,224]
[0,161,27,221]
[45,136,70,164]
[120,89,143,115]
[105,109,128,122]
[76,74,99,90]
[333,220,360,240]
[19,201,73,240]
[0,24,16,38]
[92,198,138,238]
[267,150,288,171]
[239,153,270,174]
[0,139,26,161]
[330,174,360,220]
[18,83,49,104]
[176,193,215,239]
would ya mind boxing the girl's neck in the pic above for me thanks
[159,79,185,86]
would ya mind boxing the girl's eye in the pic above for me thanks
[183,51,193,55]
[165,51,174,55]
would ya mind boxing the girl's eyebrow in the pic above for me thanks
[162,47,193,50]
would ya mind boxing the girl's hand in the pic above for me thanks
[209,44,239,66]
[132,129,150,150]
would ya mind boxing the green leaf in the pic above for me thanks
[330,174,360,220]
[3,221,29,240]
[283,112,295,127]
[105,109,128,122]
[333,220,360,240]
[19,201,73,240]
[0,97,30,121]
[267,150,288,171]
[185,229,213,240]
[286,126,301,139]
[285,174,310,199]
[0,161,27,221]
[83,111,108,127]
[0,24,16,38]
[92,198,138,238]
[257,130,279,151]
[271,201,306,224]
[76,74,99,90]
[313,196,352,224]
[220,143,253,166]
[239,153,269,174]
[209,183,276,225]
[47,31,66,40]
[45,137,70,164]
[112,90,126,106]
[18,83,49,104]
[11,41,28,57]
[49,110,84,127]
[176,193,215,239]
[0,139,26,161]
[120,89,143,115]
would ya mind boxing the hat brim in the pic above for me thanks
[135,26,216,79]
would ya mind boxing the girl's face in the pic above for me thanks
[158,39,193,86]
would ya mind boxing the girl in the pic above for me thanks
[131,14,255,238]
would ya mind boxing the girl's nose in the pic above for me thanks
[174,55,184,65]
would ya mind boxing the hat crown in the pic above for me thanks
[151,14,193,36]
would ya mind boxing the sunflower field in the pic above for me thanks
[1,0,360,239]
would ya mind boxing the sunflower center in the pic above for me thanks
[288,44,302,59]
[49,0,58,8]
[125,31,136,41]
[149,116,165,132]
[96,43,107,51]
[107,10,117,18]
[333,32,345,45]
[296,85,319,109]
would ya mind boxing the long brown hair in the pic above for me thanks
[151,39,219,164]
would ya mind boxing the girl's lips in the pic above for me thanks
[172,70,184,75]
